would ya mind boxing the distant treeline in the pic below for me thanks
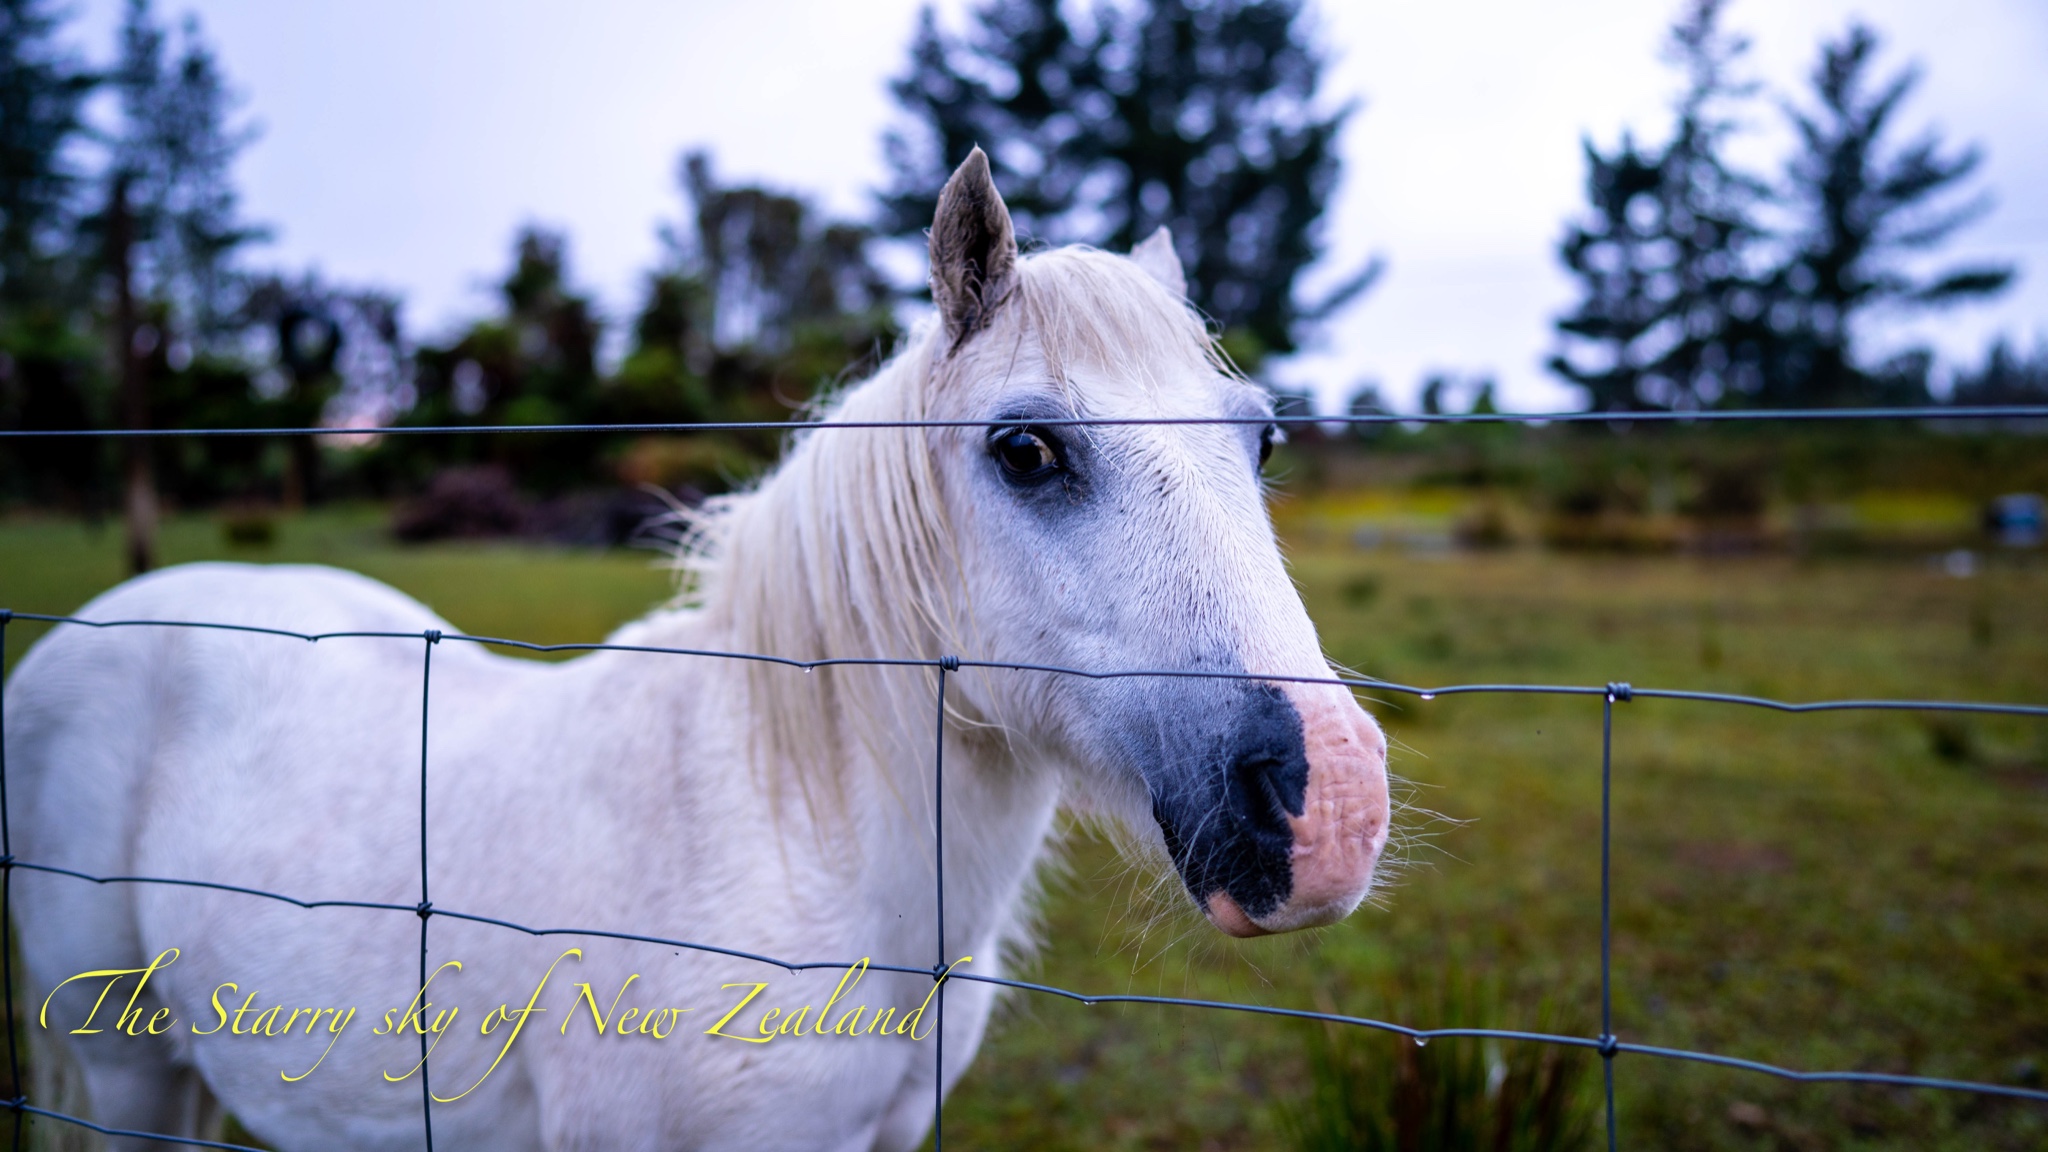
[0,0,1373,528]
[1541,0,2034,415]
[0,0,2041,540]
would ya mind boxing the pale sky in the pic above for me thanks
[71,0,2048,413]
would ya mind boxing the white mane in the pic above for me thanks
[653,245,1234,802]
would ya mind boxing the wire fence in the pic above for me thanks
[3,408,2047,1151]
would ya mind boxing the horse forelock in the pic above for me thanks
[1006,246,1236,401]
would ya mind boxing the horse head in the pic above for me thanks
[924,149,1390,936]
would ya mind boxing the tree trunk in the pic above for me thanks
[110,173,157,574]
[283,438,309,510]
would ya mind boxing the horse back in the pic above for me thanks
[4,563,484,988]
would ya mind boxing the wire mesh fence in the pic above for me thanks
[3,408,2047,1150]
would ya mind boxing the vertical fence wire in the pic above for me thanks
[0,610,19,1152]
[1601,695,1615,1151]
[417,630,439,1151]
[932,658,953,1152]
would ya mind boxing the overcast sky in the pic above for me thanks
[72,0,2048,412]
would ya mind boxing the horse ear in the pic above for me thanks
[1129,226,1187,299]
[929,147,1017,345]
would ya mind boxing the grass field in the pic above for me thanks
[3,508,2044,1150]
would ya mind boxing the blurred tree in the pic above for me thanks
[1418,374,1449,417]
[1417,373,1498,418]
[0,0,95,309]
[880,0,1376,366]
[1761,21,2012,407]
[236,273,406,504]
[1343,379,1387,440]
[611,267,714,426]
[606,151,898,492]
[683,152,893,361]
[1549,134,1672,413]
[396,226,602,490]
[93,0,266,567]
[1552,5,2013,413]
[1551,0,1766,412]
[389,152,899,502]
[1950,338,2048,405]
[102,0,265,345]
[879,1,1091,247]
[0,0,101,505]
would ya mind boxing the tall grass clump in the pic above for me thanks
[1277,967,1597,1152]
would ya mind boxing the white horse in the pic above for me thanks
[6,150,1388,1152]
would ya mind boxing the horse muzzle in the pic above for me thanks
[1150,681,1389,937]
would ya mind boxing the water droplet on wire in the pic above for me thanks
[1414,1036,1429,1047]
[1419,693,1435,702]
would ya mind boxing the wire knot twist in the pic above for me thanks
[0,854,12,870]
[423,629,442,645]
[1606,682,1633,703]
[0,608,13,625]
[938,655,960,672]
[415,901,434,920]
[930,962,950,982]
[1598,1033,1620,1058]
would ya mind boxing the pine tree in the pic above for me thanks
[105,0,266,346]
[1552,4,2012,411]
[1549,133,1673,412]
[1950,338,2048,405]
[880,0,1375,364]
[0,0,95,310]
[879,0,1095,247]
[1651,0,1771,408]
[94,0,264,569]
[1551,0,1763,412]
[1763,21,2012,406]
[0,0,99,504]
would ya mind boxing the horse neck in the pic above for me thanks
[643,341,1058,962]
[618,605,1061,967]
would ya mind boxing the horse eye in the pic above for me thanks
[991,427,1059,482]
[1258,423,1280,468]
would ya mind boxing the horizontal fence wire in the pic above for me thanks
[3,405,2048,1149]
[0,404,2046,440]
[8,613,2045,719]
[3,608,2046,1152]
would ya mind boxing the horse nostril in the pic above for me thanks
[1233,752,1296,839]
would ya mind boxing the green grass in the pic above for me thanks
[952,548,2048,1151]
[0,506,680,669]
[3,509,2045,1149]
